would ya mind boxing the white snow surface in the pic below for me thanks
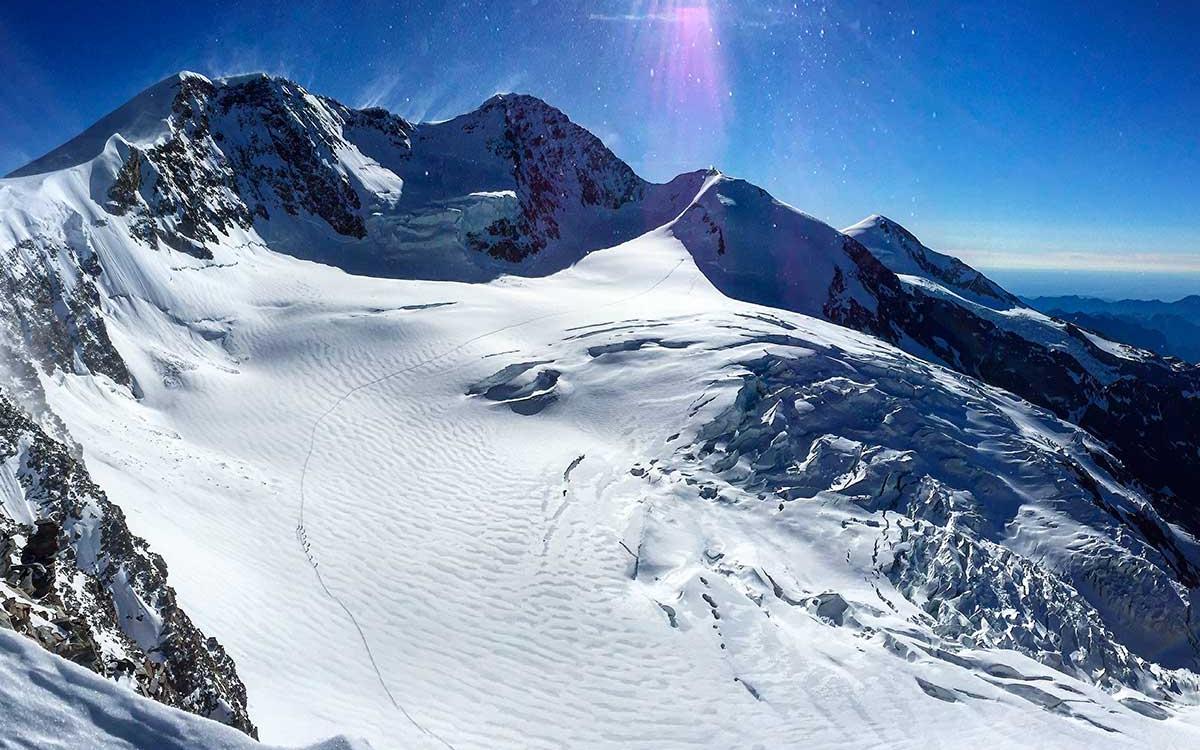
[0,626,371,750]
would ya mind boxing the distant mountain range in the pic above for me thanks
[1026,295,1200,363]
[2,72,1199,748]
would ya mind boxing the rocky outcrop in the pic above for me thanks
[80,75,684,276]
[0,234,131,395]
[0,395,256,736]
[457,93,646,261]
[215,76,370,239]
[91,74,407,259]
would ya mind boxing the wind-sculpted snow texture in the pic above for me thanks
[1,71,1200,748]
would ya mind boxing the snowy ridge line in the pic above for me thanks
[294,253,688,746]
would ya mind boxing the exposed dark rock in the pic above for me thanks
[106,147,144,214]
[462,94,646,261]
[1,237,132,389]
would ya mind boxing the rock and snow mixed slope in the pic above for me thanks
[1,71,1199,748]
[0,625,369,750]
[0,395,255,734]
[840,216,1200,538]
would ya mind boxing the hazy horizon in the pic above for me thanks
[979,267,1200,302]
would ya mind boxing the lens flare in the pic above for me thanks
[624,1,730,170]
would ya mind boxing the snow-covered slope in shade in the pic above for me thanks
[671,174,883,326]
[0,626,370,750]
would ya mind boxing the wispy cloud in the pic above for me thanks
[588,13,678,23]
[199,45,305,87]
[956,248,1200,273]
[357,72,402,110]
[355,67,529,124]
[588,3,790,29]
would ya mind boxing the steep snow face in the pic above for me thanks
[6,73,190,178]
[0,627,370,750]
[669,175,891,330]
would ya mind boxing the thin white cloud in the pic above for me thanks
[357,72,402,110]
[356,67,530,124]
[588,5,789,28]
[587,13,677,23]
[956,248,1200,273]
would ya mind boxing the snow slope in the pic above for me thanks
[2,73,1200,749]
[24,224,1200,748]
[0,626,370,750]
[843,214,1020,310]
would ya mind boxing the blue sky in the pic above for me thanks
[1,0,1197,275]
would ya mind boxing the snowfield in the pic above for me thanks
[2,72,1200,749]
[31,227,1200,749]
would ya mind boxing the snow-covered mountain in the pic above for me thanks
[7,72,700,280]
[840,215,1200,539]
[2,71,1200,749]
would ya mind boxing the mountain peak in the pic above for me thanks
[845,213,1020,309]
[846,213,922,245]
[479,91,549,107]
[177,69,214,85]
